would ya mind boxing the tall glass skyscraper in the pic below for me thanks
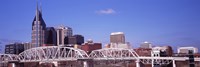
[31,3,46,47]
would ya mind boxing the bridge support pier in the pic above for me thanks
[8,63,16,67]
[52,61,58,67]
[151,59,154,67]
[83,60,94,67]
[136,60,140,67]
[173,60,176,67]
[83,61,88,67]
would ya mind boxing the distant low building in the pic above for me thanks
[109,42,131,49]
[134,48,152,56]
[152,46,173,57]
[140,41,152,48]
[74,44,82,49]
[177,47,198,54]
[151,46,173,67]
[81,40,102,54]
[5,43,24,54]
[105,44,111,48]
[64,34,84,46]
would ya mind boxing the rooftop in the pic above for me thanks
[110,32,124,35]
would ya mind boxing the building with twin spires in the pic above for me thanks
[31,4,46,47]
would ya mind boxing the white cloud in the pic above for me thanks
[96,8,116,14]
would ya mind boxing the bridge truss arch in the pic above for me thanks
[89,48,139,60]
[0,54,19,63]
[18,46,88,62]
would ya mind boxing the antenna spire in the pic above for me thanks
[36,1,39,21]
[39,0,42,13]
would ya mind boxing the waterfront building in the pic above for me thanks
[178,47,198,54]
[110,42,131,49]
[140,41,152,48]
[152,46,173,57]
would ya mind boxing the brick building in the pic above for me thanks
[81,40,102,54]
[134,48,152,56]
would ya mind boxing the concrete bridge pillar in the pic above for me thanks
[11,63,16,67]
[8,63,16,67]
[151,59,154,67]
[83,60,94,67]
[136,60,140,67]
[52,61,58,67]
[78,59,93,67]
[173,60,176,67]
[83,61,88,67]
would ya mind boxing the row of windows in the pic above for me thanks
[5,46,14,48]
[32,39,45,42]
[34,21,44,25]
[5,51,14,53]
[32,30,45,33]
[32,34,45,36]
[5,49,14,51]
[32,25,45,30]
[32,36,45,39]
[32,40,45,42]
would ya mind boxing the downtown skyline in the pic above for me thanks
[0,0,200,50]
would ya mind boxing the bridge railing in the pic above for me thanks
[0,54,19,63]
[89,48,139,60]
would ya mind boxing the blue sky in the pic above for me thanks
[0,0,200,51]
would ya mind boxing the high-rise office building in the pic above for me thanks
[110,32,125,44]
[56,26,73,46]
[45,27,57,46]
[140,41,152,48]
[31,3,46,47]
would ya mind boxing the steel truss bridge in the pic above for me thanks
[0,46,199,67]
